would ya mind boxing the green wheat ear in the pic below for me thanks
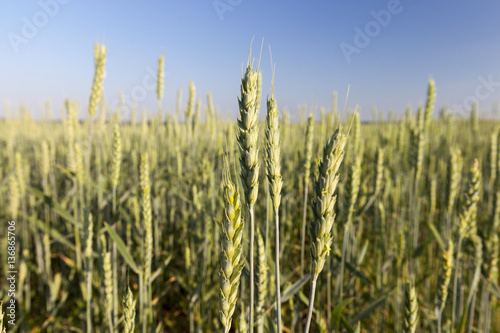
[186,81,196,121]
[255,229,268,328]
[111,123,122,189]
[88,42,106,117]
[237,65,260,207]
[265,94,282,211]
[140,153,153,284]
[219,157,245,332]
[458,159,481,239]
[157,54,164,101]
[304,127,346,333]
[436,240,453,312]
[122,284,136,333]
[424,78,436,132]
[403,282,419,333]
[310,128,346,278]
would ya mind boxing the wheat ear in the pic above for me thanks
[424,78,436,132]
[122,284,136,333]
[255,229,267,333]
[88,43,106,117]
[84,210,94,333]
[219,159,245,333]
[304,128,346,333]
[140,153,153,329]
[237,64,259,332]
[403,282,418,333]
[435,239,453,332]
[265,90,283,332]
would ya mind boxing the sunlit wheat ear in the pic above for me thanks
[458,159,481,239]
[111,123,122,189]
[102,245,114,329]
[88,42,106,117]
[122,285,136,333]
[186,81,196,121]
[445,148,463,215]
[424,78,436,132]
[403,282,418,333]
[157,54,164,101]
[255,229,267,328]
[237,65,259,207]
[374,148,384,196]
[140,153,153,283]
[237,62,259,332]
[219,159,245,332]
[304,128,346,333]
[265,95,282,212]
[436,240,453,312]
[310,128,346,278]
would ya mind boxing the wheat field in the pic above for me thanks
[0,45,499,333]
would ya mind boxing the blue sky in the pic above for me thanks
[1,0,500,121]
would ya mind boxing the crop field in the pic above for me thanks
[0,44,499,333]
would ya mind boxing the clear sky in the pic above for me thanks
[1,0,500,121]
